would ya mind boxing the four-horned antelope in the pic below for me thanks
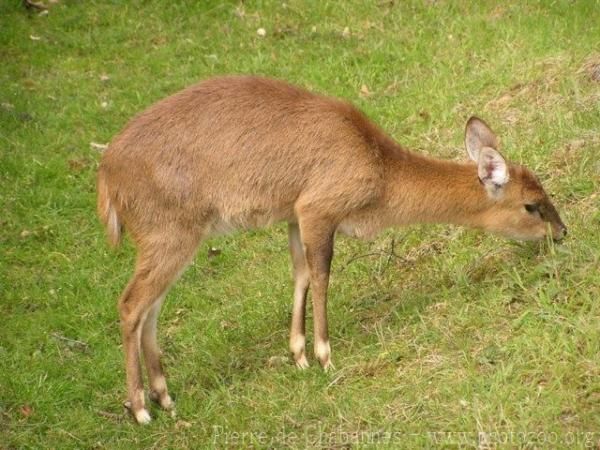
[97,76,566,423]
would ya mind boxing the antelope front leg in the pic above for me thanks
[288,223,310,368]
[298,216,335,371]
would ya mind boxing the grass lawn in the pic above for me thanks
[1,0,599,448]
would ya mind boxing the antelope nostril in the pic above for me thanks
[554,225,567,242]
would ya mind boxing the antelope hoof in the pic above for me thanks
[322,359,335,372]
[150,390,175,412]
[160,395,175,414]
[295,353,310,369]
[124,401,152,424]
[290,335,309,369]
[314,340,333,371]
[135,408,152,424]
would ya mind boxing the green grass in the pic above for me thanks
[1,0,599,448]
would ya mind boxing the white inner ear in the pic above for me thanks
[466,135,481,162]
[464,117,499,162]
[478,147,509,186]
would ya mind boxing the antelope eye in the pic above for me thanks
[524,203,538,213]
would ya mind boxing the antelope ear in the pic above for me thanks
[478,147,509,195]
[465,116,499,161]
